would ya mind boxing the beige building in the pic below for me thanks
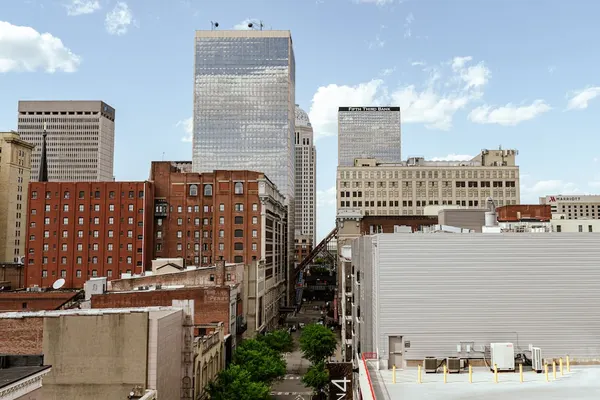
[193,322,226,400]
[540,195,600,220]
[294,105,316,244]
[337,148,520,217]
[0,132,34,263]
[17,101,115,182]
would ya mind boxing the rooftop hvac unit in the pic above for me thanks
[532,347,543,373]
[490,343,515,372]
[424,357,438,373]
[446,357,461,373]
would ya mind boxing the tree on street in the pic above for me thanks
[302,361,329,399]
[206,365,271,400]
[257,329,294,353]
[233,338,286,383]
[299,323,337,364]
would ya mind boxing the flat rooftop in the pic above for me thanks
[369,364,600,399]
[0,306,181,319]
[0,366,51,390]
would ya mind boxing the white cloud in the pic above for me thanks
[548,65,556,74]
[451,56,490,89]
[317,186,337,208]
[589,181,600,188]
[468,100,551,126]
[355,0,394,5]
[105,2,134,36]
[430,154,473,161]
[233,19,262,30]
[411,61,426,67]
[367,35,385,49]
[380,67,395,76]
[317,186,337,241]
[65,0,100,16]
[566,87,600,110]
[177,117,193,143]
[520,180,581,203]
[0,21,81,73]
[404,12,414,38]
[309,56,490,139]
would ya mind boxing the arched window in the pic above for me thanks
[189,184,198,196]
[234,182,244,194]
[204,184,213,196]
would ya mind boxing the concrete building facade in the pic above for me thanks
[0,132,34,264]
[25,181,155,288]
[337,148,520,217]
[351,232,600,369]
[338,107,401,167]
[17,101,116,182]
[193,322,226,400]
[540,194,600,219]
[0,306,186,400]
[294,105,316,246]
[192,30,296,288]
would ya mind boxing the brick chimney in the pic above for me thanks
[217,257,226,285]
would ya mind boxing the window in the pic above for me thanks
[252,216,258,224]
[234,182,244,194]
[579,225,583,232]
[94,204,100,212]
[194,206,200,213]
[252,203,258,211]
[32,191,38,199]
[76,256,82,264]
[93,243,99,251]
[235,216,243,224]
[63,217,69,225]
[79,204,85,212]
[227,273,231,281]
[204,184,213,196]
[127,256,132,264]
[177,218,183,225]
[93,231,99,238]
[61,244,67,251]
[107,270,113,278]
[76,270,82,278]
[109,217,114,224]
[109,191,115,199]
[78,231,84,238]
[209,274,215,282]
[92,270,98,277]
[45,205,50,212]
[63,204,69,212]
[78,217,84,225]
[78,191,85,199]
[77,243,83,251]
[177,206,182,213]
[177,231,183,238]
[252,230,257,238]
[219,243,224,251]
[42,270,47,278]
[128,191,134,199]
[61,257,67,264]
[128,204,134,212]
[589,225,593,233]
[64,191,70,199]
[108,230,114,238]
[234,256,243,263]
[203,205,209,213]
[62,230,68,238]
[252,243,257,251]
[94,217,100,225]
[107,256,113,264]
[219,203,225,212]
[127,230,133,238]
[92,256,98,264]
[43,244,49,251]
[235,203,244,212]
[44,231,49,238]
[107,243,113,251]
[61,269,66,278]
[194,218,200,226]
[234,242,243,250]
[219,216,224,224]
[31,209,37,215]
[234,229,243,238]
[128,217,134,224]
[203,218,209,225]
[44,217,50,225]
[189,184,198,196]
[109,204,115,212]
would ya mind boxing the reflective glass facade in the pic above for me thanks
[193,31,296,300]
[338,107,401,166]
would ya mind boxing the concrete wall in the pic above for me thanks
[551,218,600,233]
[358,233,600,367]
[438,209,486,232]
[154,310,183,400]
[0,263,25,289]
[40,312,149,399]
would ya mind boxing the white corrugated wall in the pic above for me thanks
[363,233,600,365]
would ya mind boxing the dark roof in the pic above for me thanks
[0,366,51,389]
[156,263,184,271]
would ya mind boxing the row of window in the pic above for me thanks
[36,216,140,226]
[156,229,258,239]
[41,269,124,279]
[41,255,134,265]
[32,190,144,200]
[189,182,245,197]
[31,230,142,240]
[170,215,258,226]
[35,242,139,252]
[32,203,138,214]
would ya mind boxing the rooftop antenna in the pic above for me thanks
[247,20,264,30]
[52,278,66,290]
[162,152,165,161]
[210,21,219,30]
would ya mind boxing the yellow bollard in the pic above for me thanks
[519,364,523,383]
[545,364,549,382]
[560,358,563,376]
[567,356,571,372]
[494,364,498,384]
[392,365,396,384]
[468,365,472,384]
[417,364,422,384]
[443,364,447,384]
[552,361,556,380]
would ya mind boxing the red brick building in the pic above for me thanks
[150,162,288,283]
[25,182,154,288]
[496,205,551,222]
[359,215,439,235]
[0,290,81,312]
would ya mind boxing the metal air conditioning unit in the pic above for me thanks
[490,343,515,372]
[531,347,543,373]
[447,357,461,373]
[424,357,438,373]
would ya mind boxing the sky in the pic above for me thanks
[1,0,600,241]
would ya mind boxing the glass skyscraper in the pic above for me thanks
[193,30,296,300]
[338,107,402,166]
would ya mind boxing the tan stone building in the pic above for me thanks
[0,132,34,263]
[337,148,520,217]
[194,322,226,400]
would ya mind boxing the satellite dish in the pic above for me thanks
[52,278,66,290]
[248,22,253,28]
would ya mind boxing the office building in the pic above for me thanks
[192,30,296,300]
[294,104,316,259]
[338,106,401,167]
[24,181,154,288]
[17,100,116,182]
[540,194,600,219]
[337,148,520,216]
[0,132,34,264]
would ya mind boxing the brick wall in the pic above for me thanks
[360,216,438,235]
[0,291,80,312]
[0,317,44,354]
[91,286,232,335]
[0,263,24,289]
